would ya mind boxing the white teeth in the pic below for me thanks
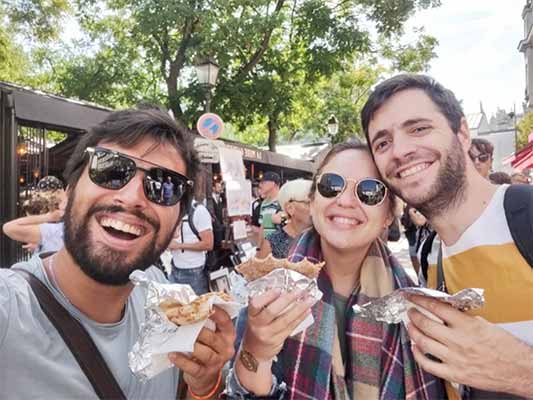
[399,163,430,178]
[332,216,359,226]
[100,217,142,237]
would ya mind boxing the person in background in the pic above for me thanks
[225,142,443,399]
[510,172,530,184]
[363,73,533,398]
[469,138,493,179]
[168,195,214,294]
[3,176,67,254]
[256,179,312,259]
[257,172,282,238]
[489,171,512,185]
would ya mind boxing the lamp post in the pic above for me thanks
[327,115,339,140]
[194,57,220,113]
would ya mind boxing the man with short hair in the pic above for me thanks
[362,74,533,398]
[257,171,282,238]
[0,108,235,398]
[469,138,494,179]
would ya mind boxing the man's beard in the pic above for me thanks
[389,135,467,219]
[63,194,175,286]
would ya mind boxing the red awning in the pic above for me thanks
[512,150,533,171]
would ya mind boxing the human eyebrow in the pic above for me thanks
[370,129,390,147]
[401,118,432,129]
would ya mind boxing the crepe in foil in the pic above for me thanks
[236,255,324,281]
[128,270,244,381]
[352,287,484,324]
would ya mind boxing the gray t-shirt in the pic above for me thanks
[0,256,179,399]
[38,222,64,254]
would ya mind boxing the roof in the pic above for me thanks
[465,113,484,129]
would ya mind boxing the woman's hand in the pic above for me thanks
[242,288,317,361]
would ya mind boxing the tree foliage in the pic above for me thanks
[6,0,441,150]
[517,111,533,151]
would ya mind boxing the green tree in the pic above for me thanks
[517,112,533,151]
[15,0,441,150]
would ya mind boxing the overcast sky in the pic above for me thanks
[406,0,526,116]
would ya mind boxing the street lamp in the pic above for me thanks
[327,115,339,137]
[195,57,220,113]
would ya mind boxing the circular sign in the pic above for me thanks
[197,113,224,140]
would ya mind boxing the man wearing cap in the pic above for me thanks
[257,171,282,239]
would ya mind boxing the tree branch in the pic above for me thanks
[233,0,286,81]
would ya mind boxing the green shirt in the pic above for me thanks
[259,198,281,237]
[333,292,349,366]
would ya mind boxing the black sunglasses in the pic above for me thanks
[316,173,388,206]
[86,147,193,206]
[470,153,491,163]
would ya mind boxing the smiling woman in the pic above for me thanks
[226,142,445,400]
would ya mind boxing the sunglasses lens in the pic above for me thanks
[89,150,136,189]
[144,169,189,206]
[478,154,490,162]
[356,179,387,206]
[317,173,345,198]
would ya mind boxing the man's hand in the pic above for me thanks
[169,307,236,396]
[407,294,533,397]
[242,288,316,362]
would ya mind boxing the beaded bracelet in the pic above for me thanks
[187,370,223,400]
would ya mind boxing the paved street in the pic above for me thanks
[388,236,418,283]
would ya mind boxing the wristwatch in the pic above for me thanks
[239,348,259,373]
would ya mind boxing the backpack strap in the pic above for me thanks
[185,202,201,241]
[15,269,126,400]
[503,184,533,267]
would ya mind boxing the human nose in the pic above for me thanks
[390,131,417,161]
[112,172,148,209]
[335,180,359,208]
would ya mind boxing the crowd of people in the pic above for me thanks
[1,74,532,399]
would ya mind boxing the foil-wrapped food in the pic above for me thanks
[235,255,324,300]
[235,256,325,335]
[353,287,485,324]
[128,270,244,381]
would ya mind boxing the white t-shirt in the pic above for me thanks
[38,222,64,254]
[171,204,213,269]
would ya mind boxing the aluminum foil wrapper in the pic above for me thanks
[127,270,244,382]
[237,268,323,336]
[353,287,484,324]
[244,268,322,303]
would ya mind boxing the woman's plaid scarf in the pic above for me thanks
[278,228,443,399]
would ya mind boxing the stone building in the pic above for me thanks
[519,0,533,110]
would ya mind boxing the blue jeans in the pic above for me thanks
[169,266,209,295]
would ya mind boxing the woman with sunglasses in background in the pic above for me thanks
[225,142,443,399]
[256,179,313,259]
[469,138,494,179]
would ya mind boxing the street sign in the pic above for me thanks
[197,112,224,140]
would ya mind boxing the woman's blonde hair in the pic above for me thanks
[277,179,312,212]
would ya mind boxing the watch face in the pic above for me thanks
[240,349,258,373]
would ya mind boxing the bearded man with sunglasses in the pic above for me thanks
[0,108,236,399]
[362,74,533,399]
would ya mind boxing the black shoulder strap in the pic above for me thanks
[186,203,201,241]
[436,243,446,292]
[420,230,437,281]
[503,184,533,268]
[16,269,126,400]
